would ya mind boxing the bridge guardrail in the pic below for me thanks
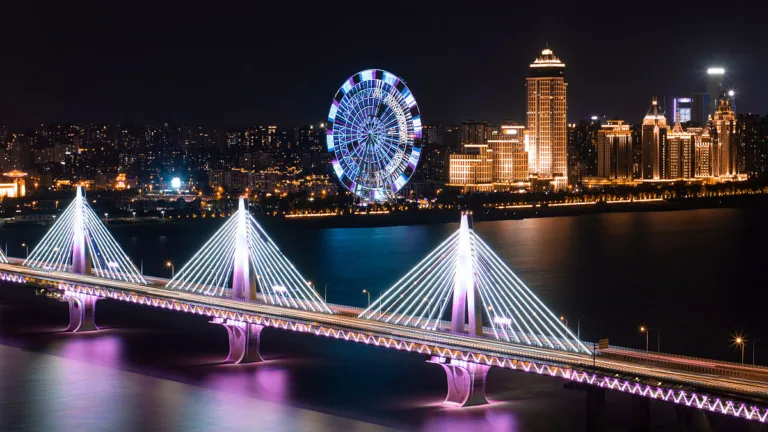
[606,344,768,372]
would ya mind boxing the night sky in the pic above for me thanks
[1,2,766,128]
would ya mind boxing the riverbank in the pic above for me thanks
[270,193,768,229]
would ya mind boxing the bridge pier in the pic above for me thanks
[675,405,713,432]
[217,321,264,364]
[564,381,605,431]
[65,294,99,332]
[429,356,490,407]
[630,395,650,431]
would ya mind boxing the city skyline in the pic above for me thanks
[1,4,765,128]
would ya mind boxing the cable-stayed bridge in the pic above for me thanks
[1,187,768,428]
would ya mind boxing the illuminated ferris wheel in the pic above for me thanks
[326,69,422,202]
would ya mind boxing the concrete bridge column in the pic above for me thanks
[630,395,650,432]
[219,322,264,364]
[429,356,490,407]
[563,381,605,431]
[65,294,99,332]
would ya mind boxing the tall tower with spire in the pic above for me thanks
[712,95,737,177]
[641,97,668,180]
[526,47,567,190]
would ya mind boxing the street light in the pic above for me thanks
[560,315,568,328]
[577,316,583,340]
[161,210,165,219]
[104,213,109,222]
[734,335,746,364]
[21,243,28,257]
[166,261,175,278]
[362,289,371,307]
[639,325,649,353]
[132,211,136,220]
[324,283,328,303]
[754,339,760,366]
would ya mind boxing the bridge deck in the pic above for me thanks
[2,261,768,404]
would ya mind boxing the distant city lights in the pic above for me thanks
[171,177,181,189]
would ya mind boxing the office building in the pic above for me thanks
[487,124,528,183]
[672,98,693,123]
[691,93,711,126]
[526,47,567,190]
[641,98,668,180]
[597,120,633,180]
[667,122,695,179]
[707,68,725,117]
[712,95,738,177]
[689,126,714,178]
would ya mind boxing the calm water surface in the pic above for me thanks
[1,207,765,431]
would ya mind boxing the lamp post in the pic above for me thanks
[161,210,165,219]
[560,315,568,329]
[362,289,370,307]
[324,283,328,303]
[577,316,583,340]
[132,211,136,220]
[735,336,745,364]
[21,243,28,258]
[104,213,109,223]
[166,261,174,278]
[639,325,649,353]
[754,339,760,366]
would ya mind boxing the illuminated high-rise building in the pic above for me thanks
[597,120,632,180]
[712,95,738,177]
[666,122,695,179]
[689,126,714,178]
[641,98,668,180]
[707,68,725,117]
[526,47,567,190]
[690,93,711,126]
[448,121,493,188]
[488,124,528,183]
[672,98,693,123]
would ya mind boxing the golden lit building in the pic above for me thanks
[488,124,528,183]
[667,122,695,179]
[0,170,27,198]
[712,96,738,177]
[597,120,633,180]
[448,153,493,188]
[641,98,668,180]
[526,47,567,190]
[448,120,493,190]
[690,126,714,178]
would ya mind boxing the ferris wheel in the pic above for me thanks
[327,69,422,202]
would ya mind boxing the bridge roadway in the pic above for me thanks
[2,261,768,405]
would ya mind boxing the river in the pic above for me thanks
[1,207,765,431]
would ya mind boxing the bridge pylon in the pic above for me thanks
[359,212,589,354]
[23,186,145,332]
[24,186,145,283]
[166,197,331,313]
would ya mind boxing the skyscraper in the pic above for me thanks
[667,122,695,179]
[712,95,738,177]
[689,126,714,178]
[707,68,725,117]
[526,47,567,190]
[641,98,668,180]
[597,120,633,180]
[671,98,692,123]
[690,93,711,126]
[487,124,528,183]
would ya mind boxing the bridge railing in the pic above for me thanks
[339,303,588,353]
[605,344,768,372]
